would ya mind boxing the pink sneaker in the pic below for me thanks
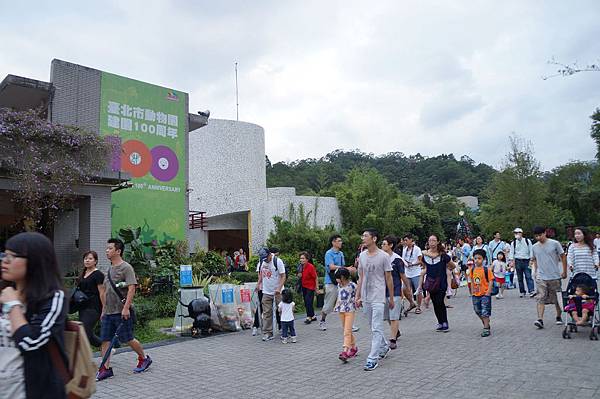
[348,346,358,358]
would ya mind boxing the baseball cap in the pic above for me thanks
[258,247,270,261]
[513,228,523,234]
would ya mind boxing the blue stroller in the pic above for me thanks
[561,272,599,340]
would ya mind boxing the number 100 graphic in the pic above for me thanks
[108,137,180,182]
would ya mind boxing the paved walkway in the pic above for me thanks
[94,287,600,398]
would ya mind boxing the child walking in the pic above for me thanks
[492,252,508,299]
[470,249,495,337]
[278,289,297,343]
[334,268,358,362]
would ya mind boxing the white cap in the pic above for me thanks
[513,228,523,233]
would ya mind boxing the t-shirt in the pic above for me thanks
[0,310,25,397]
[492,260,507,278]
[334,282,357,313]
[324,249,345,285]
[470,266,495,297]
[277,301,295,322]
[104,261,137,315]
[461,243,471,265]
[301,262,317,290]
[488,240,507,261]
[388,252,405,297]
[567,244,599,279]
[423,253,452,291]
[594,238,600,253]
[359,249,392,304]
[77,269,105,313]
[258,257,286,295]
[402,245,423,278]
[532,239,564,281]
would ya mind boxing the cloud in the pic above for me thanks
[0,0,598,170]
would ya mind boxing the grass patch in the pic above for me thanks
[135,317,176,344]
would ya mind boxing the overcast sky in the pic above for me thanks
[1,1,598,170]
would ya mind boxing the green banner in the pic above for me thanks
[99,72,187,242]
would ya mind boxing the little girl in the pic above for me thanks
[492,252,508,299]
[278,289,296,343]
[565,285,594,326]
[334,268,358,362]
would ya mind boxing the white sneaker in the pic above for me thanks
[291,336,297,343]
[251,327,258,336]
[496,294,503,299]
[281,337,288,344]
[352,325,360,332]
[319,321,327,331]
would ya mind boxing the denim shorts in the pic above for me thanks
[100,313,134,343]
[472,295,492,318]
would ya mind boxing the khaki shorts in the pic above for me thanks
[322,284,338,314]
[537,279,561,305]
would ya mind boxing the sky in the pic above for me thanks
[1,1,599,171]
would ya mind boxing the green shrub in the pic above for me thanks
[230,271,257,283]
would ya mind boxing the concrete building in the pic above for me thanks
[188,119,341,255]
[1,60,341,270]
[0,60,207,272]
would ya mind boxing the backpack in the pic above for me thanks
[49,321,97,398]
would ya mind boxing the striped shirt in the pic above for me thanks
[567,244,599,279]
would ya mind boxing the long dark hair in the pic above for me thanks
[574,227,595,253]
[5,232,63,310]
[77,250,99,284]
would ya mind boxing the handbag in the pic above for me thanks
[450,276,459,290]
[69,287,89,314]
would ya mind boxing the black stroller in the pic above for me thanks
[561,272,599,340]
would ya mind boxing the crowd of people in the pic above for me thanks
[0,233,152,398]
[0,226,598,397]
[253,226,600,371]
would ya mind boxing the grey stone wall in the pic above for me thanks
[50,59,101,134]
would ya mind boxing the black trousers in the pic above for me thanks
[79,307,102,347]
[253,290,263,328]
[302,287,315,318]
[431,290,448,325]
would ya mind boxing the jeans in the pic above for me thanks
[515,259,535,294]
[79,307,102,347]
[302,287,315,318]
[281,320,296,338]
[364,302,387,363]
[261,293,282,335]
[339,312,356,350]
[431,290,448,324]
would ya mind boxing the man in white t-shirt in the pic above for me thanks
[356,229,394,371]
[256,247,286,341]
[594,233,600,259]
[401,234,422,314]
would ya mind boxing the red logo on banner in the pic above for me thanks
[240,289,251,303]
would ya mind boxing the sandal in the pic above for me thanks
[415,308,422,314]
[404,304,416,317]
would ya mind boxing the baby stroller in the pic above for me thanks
[561,272,599,340]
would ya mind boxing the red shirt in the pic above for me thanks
[301,262,317,290]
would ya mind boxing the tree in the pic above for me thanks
[477,136,573,238]
[546,161,600,226]
[591,108,600,161]
[331,168,443,244]
[0,108,113,232]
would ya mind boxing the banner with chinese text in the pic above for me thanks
[99,72,187,242]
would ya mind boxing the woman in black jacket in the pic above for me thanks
[0,232,67,399]
[75,250,105,347]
